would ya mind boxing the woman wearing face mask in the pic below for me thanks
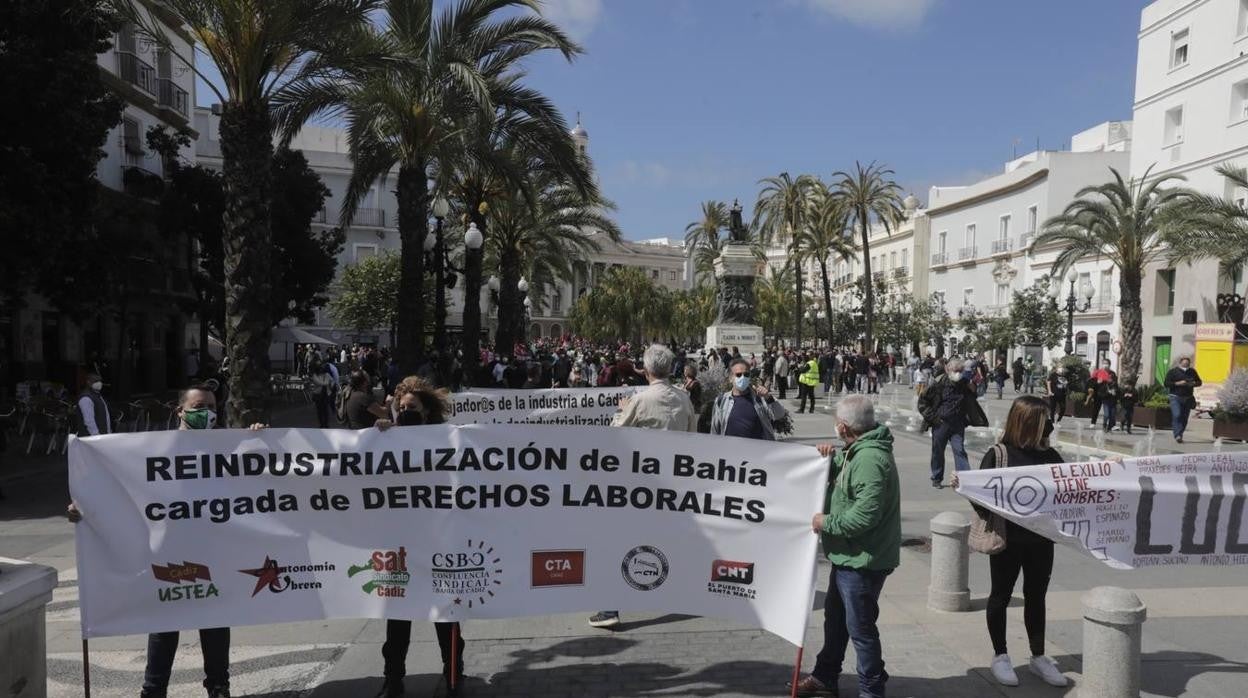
[953,396,1069,689]
[67,384,265,698]
[372,376,465,697]
[709,357,788,440]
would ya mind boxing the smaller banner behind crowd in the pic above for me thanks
[956,452,1248,569]
[70,425,826,644]
[447,387,640,426]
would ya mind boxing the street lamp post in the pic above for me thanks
[461,221,484,385]
[1050,268,1095,356]
[430,197,450,358]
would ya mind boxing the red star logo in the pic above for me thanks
[239,557,286,597]
[453,597,463,606]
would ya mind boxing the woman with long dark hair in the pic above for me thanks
[957,395,1069,689]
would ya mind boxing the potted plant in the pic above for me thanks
[1132,385,1172,430]
[1212,369,1248,441]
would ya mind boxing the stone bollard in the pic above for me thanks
[1081,586,1147,698]
[927,511,971,612]
[0,557,59,698]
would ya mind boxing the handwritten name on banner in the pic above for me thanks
[956,452,1248,569]
[447,387,639,426]
[69,425,825,644]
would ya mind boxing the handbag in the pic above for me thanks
[968,444,1009,555]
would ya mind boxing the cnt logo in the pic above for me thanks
[531,550,585,588]
[347,547,410,597]
[151,561,219,603]
[621,545,669,591]
[707,559,756,600]
[432,539,503,609]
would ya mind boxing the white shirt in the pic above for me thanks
[78,394,111,436]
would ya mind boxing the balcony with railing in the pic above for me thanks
[893,266,909,279]
[157,78,189,116]
[872,271,886,282]
[316,207,329,224]
[957,246,978,262]
[932,252,948,266]
[117,51,156,95]
[991,238,1013,255]
[353,207,387,227]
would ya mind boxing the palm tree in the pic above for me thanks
[831,162,905,352]
[1165,164,1248,279]
[684,201,729,285]
[756,265,796,346]
[272,0,581,373]
[117,0,378,425]
[755,173,817,347]
[797,184,859,349]
[1032,166,1199,386]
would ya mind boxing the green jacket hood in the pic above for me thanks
[845,424,893,454]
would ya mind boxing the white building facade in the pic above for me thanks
[1134,0,1248,385]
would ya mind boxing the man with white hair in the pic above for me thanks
[590,344,697,629]
[790,395,900,698]
[918,357,988,488]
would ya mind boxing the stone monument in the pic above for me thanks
[705,200,765,355]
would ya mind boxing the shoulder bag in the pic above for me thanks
[968,444,1008,555]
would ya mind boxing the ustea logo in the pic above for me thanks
[347,547,409,597]
[531,550,585,588]
[432,539,503,609]
[621,545,669,591]
[151,561,219,602]
[708,559,756,599]
[239,556,335,597]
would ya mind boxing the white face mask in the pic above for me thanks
[90,381,103,391]
[948,372,963,382]
[733,375,751,392]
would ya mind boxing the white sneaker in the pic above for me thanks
[991,654,1019,686]
[1029,655,1069,687]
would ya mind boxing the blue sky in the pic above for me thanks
[520,0,1143,239]
[192,1,1144,241]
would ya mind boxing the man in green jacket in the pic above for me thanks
[790,394,901,698]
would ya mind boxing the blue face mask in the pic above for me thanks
[733,375,751,391]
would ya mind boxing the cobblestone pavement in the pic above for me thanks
[4,398,1248,697]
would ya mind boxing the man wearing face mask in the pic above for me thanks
[1165,356,1202,443]
[68,385,265,698]
[918,357,988,488]
[76,373,111,437]
[710,358,788,440]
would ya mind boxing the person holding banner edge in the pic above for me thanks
[373,376,465,697]
[952,395,1069,688]
[790,395,900,698]
[589,344,697,629]
[67,384,267,698]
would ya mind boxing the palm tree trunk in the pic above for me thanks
[819,257,834,349]
[462,211,485,386]
[495,249,520,356]
[1119,268,1143,387]
[859,209,874,353]
[395,163,428,375]
[793,259,803,349]
[218,100,274,427]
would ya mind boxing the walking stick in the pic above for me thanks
[789,645,804,698]
[82,637,91,698]
[450,623,459,691]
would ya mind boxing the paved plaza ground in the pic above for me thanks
[3,384,1247,697]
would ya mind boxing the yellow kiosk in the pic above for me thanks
[1193,323,1248,407]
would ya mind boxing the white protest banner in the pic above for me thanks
[956,451,1248,569]
[447,387,640,426]
[70,425,826,644]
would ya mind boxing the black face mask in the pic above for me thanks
[396,408,425,426]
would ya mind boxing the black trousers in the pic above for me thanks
[776,375,788,399]
[383,620,464,680]
[1049,394,1066,422]
[1088,396,1102,424]
[143,628,229,694]
[797,383,817,412]
[987,542,1054,657]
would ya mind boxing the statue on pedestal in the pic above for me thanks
[715,199,756,325]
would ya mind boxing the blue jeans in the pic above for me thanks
[930,421,969,483]
[813,566,891,697]
[1170,395,1192,438]
[1101,403,1116,431]
[142,628,229,694]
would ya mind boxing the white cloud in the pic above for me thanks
[804,0,936,31]
[540,0,604,41]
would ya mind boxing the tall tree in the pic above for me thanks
[684,201,729,285]
[1009,279,1065,351]
[756,265,796,347]
[0,0,123,312]
[1032,167,1198,386]
[797,184,859,349]
[755,173,817,347]
[273,0,583,375]
[831,161,905,352]
[1165,164,1248,285]
[569,266,667,344]
[119,0,377,425]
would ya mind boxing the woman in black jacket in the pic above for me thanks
[956,395,1069,689]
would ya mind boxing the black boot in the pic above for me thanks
[374,677,404,698]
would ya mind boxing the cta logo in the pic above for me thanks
[238,556,334,597]
[621,545,669,591]
[432,539,503,609]
[531,550,585,588]
[152,561,219,602]
[347,547,409,597]
[708,559,756,599]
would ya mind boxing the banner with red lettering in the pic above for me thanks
[955,452,1248,569]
